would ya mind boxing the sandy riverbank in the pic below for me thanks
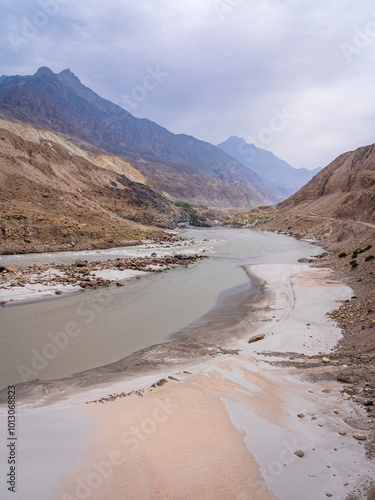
[2,262,374,499]
[0,237,211,305]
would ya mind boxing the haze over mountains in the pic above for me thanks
[218,136,321,198]
[0,67,288,208]
[1,66,373,255]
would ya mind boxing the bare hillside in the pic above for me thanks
[0,120,185,253]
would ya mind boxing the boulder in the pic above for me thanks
[337,370,358,384]
[248,334,265,344]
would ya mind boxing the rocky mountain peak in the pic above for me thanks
[58,69,82,88]
[34,66,55,78]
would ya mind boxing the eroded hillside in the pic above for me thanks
[0,120,186,253]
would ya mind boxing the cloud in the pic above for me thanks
[1,0,375,169]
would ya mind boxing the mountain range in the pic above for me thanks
[0,67,287,208]
[2,66,372,255]
[217,136,320,198]
[0,67,323,208]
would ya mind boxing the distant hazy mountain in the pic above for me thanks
[0,67,281,207]
[217,136,320,198]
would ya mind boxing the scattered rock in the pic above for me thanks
[294,450,304,458]
[297,413,305,418]
[248,334,265,344]
[363,400,374,406]
[116,282,125,287]
[337,369,357,384]
[55,290,63,295]
[353,434,367,441]
[322,357,330,363]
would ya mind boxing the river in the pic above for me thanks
[0,228,321,389]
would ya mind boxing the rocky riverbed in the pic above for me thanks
[0,253,207,304]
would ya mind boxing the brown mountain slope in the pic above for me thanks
[0,120,185,254]
[263,144,375,425]
[0,67,281,207]
[263,143,375,246]
[279,143,375,222]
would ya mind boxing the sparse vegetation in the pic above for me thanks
[315,227,331,238]
[350,259,359,269]
[338,252,347,258]
[352,244,372,259]
[174,202,191,210]
[365,255,374,262]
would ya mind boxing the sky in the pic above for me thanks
[1,0,375,169]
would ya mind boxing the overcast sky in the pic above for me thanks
[1,0,375,169]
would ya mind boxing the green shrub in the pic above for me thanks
[350,260,358,268]
[365,255,374,262]
[174,202,191,210]
[338,252,347,258]
[356,244,372,256]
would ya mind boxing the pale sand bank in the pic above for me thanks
[1,263,374,499]
[0,269,145,304]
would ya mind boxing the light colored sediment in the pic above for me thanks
[1,263,374,500]
[52,375,278,500]
[0,268,145,303]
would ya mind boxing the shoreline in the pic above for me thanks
[1,261,374,499]
[0,236,211,306]
[50,264,373,499]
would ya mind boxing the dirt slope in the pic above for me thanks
[0,120,185,254]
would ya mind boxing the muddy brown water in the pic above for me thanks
[0,228,322,389]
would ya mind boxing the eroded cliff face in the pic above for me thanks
[261,143,375,247]
[0,120,185,253]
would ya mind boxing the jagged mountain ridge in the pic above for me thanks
[0,67,281,207]
[217,136,320,198]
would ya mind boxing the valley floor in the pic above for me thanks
[2,260,374,499]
